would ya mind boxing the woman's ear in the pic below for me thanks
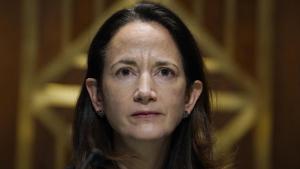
[185,80,203,114]
[86,78,103,112]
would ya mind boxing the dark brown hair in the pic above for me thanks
[70,1,216,169]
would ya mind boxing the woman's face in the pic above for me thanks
[87,21,202,142]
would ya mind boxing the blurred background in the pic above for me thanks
[0,0,299,169]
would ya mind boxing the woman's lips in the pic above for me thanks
[131,111,162,118]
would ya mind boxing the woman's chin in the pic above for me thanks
[131,133,165,141]
[127,129,172,142]
[116,124,174,142]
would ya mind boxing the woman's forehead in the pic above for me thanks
[109,21,172,45]
[105,21,182,64]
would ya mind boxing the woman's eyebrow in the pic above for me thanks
[111,60,179,70]
[155,61,179,69]
[111,59,137,69]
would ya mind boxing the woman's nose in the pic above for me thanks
[133,73,157,104]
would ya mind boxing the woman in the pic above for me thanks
[70,1,216,169]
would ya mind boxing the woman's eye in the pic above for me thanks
[116,68,134,78]
[157,68,175,78]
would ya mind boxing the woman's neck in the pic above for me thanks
[114,135,170,169]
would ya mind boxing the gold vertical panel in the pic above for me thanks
[93,0,105,19]
[193,0,205,25]
[16,0,38,169]
[224,0,236,60]
[61,0,72,47]
[255,0,274,169]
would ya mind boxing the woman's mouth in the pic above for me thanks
[131,111,162,118]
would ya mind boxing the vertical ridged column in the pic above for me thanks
[16,0,39,169]
[62,0,72,48]
[255,0,274,169]
[224,0,236,60]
